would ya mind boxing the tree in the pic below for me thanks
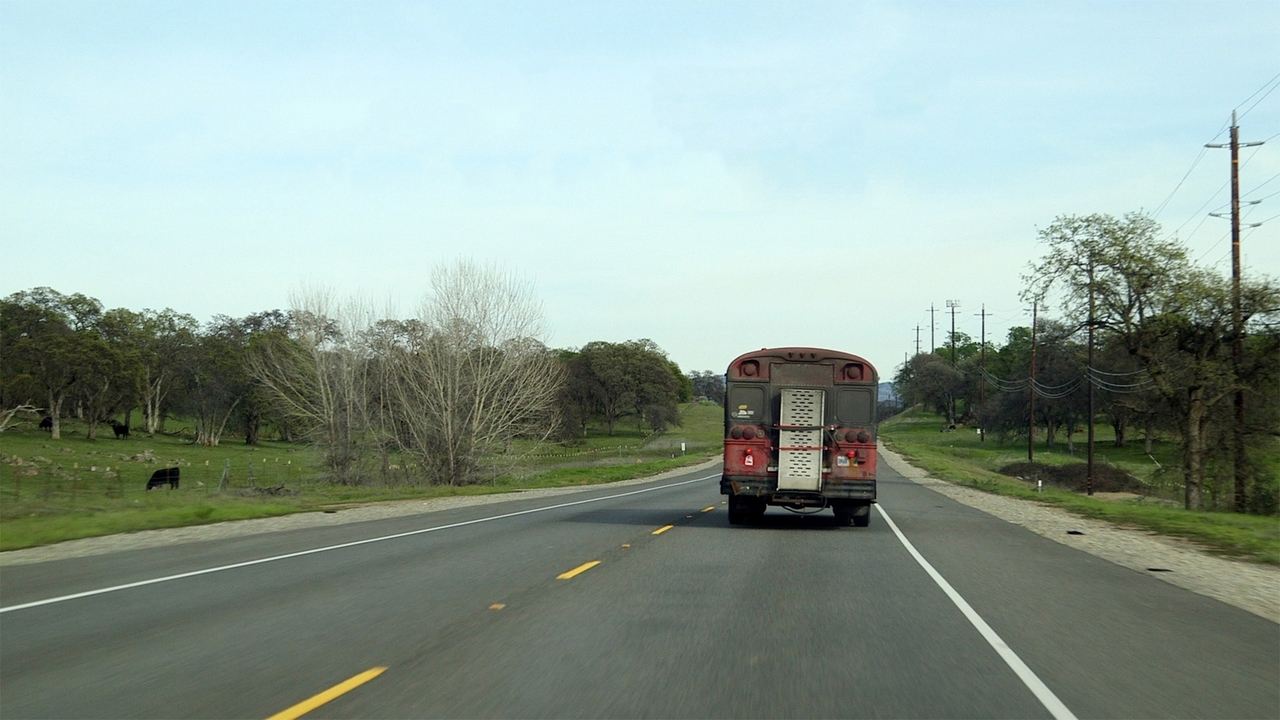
[248,294,377,481]
[897,353,964,426]
[386,262,563,485]
[554,350,596,440]
[135,309,198,436]
[689,370,726,405]
[627,340,682,433]
[578,341,635,436]
[0,288,103,439]
[180,316,256,447]
[1027,212,1280,510]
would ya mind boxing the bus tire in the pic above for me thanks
[852,503,872,528]
[728,496,746,525]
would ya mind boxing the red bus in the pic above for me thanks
[721,347,879,526]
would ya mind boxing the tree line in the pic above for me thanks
[893,213,1279,514]
[0,263,725,486]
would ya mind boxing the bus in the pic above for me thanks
[721,347,879,526]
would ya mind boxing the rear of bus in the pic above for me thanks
[720,347,878,526]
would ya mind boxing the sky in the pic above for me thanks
[3,1,1279,379]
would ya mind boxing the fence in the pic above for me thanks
[0,456,311,516]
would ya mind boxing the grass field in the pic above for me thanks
[0,402,725,550]
[879,408,1280,564]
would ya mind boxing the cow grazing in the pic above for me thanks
[146,467,180,491]
[39,416,52,432]
[111,421,129,439]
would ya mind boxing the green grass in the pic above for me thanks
[0,402,725,550]
[880,408,1280,565]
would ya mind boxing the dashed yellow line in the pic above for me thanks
[701,506,716,513]
[651,524,674,535]
[267,666,386,720]
[557,560,601,580]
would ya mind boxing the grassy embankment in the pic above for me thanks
[879,409,1280,564]
[0,402,724,551]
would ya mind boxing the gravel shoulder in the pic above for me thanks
[0,458,721,568]
[878,442,1280,624]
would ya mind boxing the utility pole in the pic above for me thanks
[945,300,960,366]
[944,300,960,426]
[1207,110,1265,512]
[1086,262,1095,496]
[1028,300,1038,463]
[928,304,937,354]
[915,325,922,356]
[975,304,993,442]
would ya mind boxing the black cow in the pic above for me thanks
[39,416,52,431]
[146,467,180,491]
[111,421,129,439]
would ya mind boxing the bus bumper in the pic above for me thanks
[721,476,876,502]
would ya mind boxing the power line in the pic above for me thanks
[1236,72,1280,109]
[1152,74,1277,224]
[1237,72,1280,121]
[1152,145,1213,219]
[1173,142,1269,244]
[1245,187,1280,204]
[1087,366,1148,377]
[1244,171,1280,199]
[1249,210,1280,226]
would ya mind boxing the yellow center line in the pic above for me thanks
[701,506,716,513]
[557,560,601,580]
[651,524,674,535]
[266,666,386,720]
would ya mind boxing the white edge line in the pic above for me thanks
[875,504,1079,720]
[1,473,720,614]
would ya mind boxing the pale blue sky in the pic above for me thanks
[3,1,1278,376]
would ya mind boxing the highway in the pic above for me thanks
[1,456,1277,719]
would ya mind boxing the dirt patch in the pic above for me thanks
[999,461,1141,493]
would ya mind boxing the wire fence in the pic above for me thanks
[0,456,310,515]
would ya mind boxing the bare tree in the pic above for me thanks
[247,289,379,483]
[388,262,563,485]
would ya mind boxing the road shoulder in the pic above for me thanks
[878,442,1280,623]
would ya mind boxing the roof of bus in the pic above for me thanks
[726,347,877,373]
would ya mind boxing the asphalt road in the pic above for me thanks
[1,457,1277,719]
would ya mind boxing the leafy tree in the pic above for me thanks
[133,307,198,430]
[1027,212,1280,510]
[179,315,255,447]
[688,370,726,405]
[897,353,965,426]
[577,341,635,436]
[0,288,103,439]
[554,350,595,440]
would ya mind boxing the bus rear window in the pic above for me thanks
[837,387,873,425]
[727,385,766,422]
